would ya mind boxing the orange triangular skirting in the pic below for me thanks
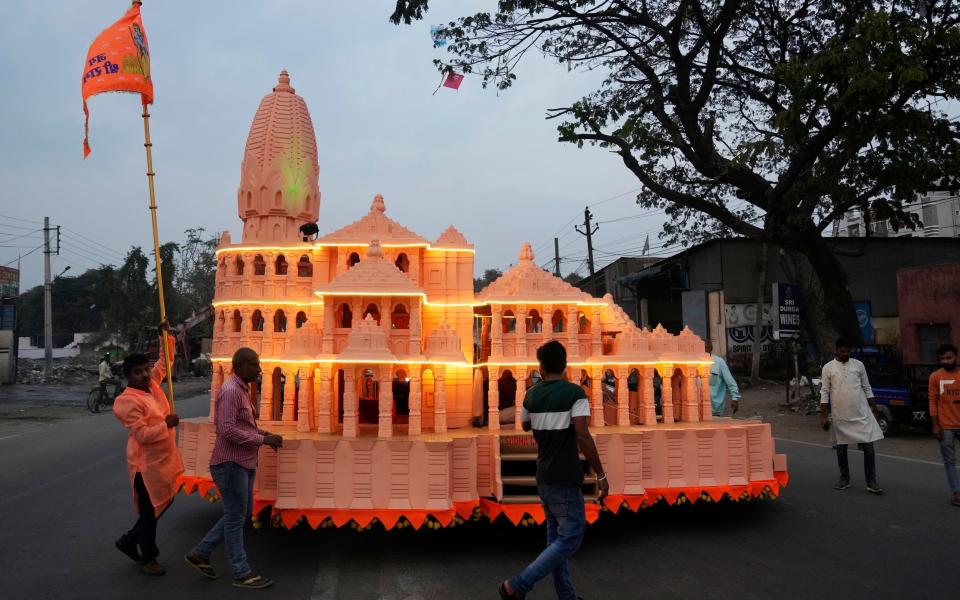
[176,471,787,530]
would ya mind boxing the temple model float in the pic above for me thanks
[177,71,788,531]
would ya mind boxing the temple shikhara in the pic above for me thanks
[177,72,788,530]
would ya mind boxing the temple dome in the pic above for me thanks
[237,70,321,243]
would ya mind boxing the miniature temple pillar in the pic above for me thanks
[514,367,527,431]
[591,306,603,356]
[408,366,422,435]
[259,362,274,421]
[322,297,334,353]
[381,295,392,338]
[517,305,528,358]
[590,366,604,427]
[209,364,225,423]
[641,367,657,425]
[491,305,503,358]
[317,366,333,433]
[699,364,713,421]
[378,367,394,438]
[480,316,491,361]
[282,366,297,422]
[342,369,358,438]
[617,367,630,426]
[543,304,553,342]
[410,298,422,353]
[660,365,675,424]
[434,366,447,434]
[566,305,579,357]
[297,366,313,432]
[685,369,700,422]
[487,366,500,431]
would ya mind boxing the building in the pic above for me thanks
[618,238,960,371]
[176,72,787,529]
[575,256,662,325]
[836,191,960,238]
[897,263,960,363]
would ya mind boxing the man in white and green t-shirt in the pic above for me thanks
[499,341,608,600]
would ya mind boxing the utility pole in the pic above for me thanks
[43,217,53,378]
[575,207,599,294]
[553,237,561,277]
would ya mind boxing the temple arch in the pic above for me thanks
[527,309,543,334]
[502,310,516,334]
[295,311,307,328]
[275,254,288,275]
[253,254,266,276]
[297,255,312,277]
[395,252,410,273]
[232,309,242,333]
[251,310,265,332]
[391,304,409,329]
[363,303,381,325]
[273,309,287,332]
[336,303,352,328]
[551,309,565,333]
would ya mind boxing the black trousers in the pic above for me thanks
[121,473,171,562]
[836,442,877,484]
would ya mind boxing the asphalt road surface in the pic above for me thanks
[2,392,958,600]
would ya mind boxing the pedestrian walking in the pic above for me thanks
[929,343,960,507]
[705,340,741,416]
[184,347,282,589]
[499,341,609,600]
[820,338,884,494]
[112,337,183,576]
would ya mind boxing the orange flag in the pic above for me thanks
[81,2,154,158]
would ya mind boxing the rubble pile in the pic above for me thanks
[16,357,99,385]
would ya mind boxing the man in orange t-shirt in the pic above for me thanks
[929,343,960,507]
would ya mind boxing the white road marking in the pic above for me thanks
[775,437,943,466]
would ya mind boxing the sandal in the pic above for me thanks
[499,581,525,599]
[233,573,274,589]
[184,553,220,579]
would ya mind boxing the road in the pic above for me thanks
[1,392,958,600]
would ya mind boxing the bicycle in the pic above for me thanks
[87,379,125,414]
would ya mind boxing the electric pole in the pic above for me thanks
[43,217,53,378]
[553,237,561,277]
[575,207,599,294]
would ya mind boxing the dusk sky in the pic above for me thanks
[0,1,669,292]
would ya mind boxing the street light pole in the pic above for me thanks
[43,217,53,378]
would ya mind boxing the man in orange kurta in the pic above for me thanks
[112,340,183,576]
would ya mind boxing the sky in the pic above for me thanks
[0,0,668,293]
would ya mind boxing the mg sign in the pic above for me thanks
[772,282,801,340]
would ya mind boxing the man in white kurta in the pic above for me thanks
[820,339,884,494]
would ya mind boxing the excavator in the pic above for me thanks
[143,305,213,380]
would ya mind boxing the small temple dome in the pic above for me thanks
[519,242,534,262]
[237,70,321,243]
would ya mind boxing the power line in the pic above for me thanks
[62,226,124,258]
[0,228,43,244]
[0,213,42,226]
[2,244,43,266]
[0,221,43,232]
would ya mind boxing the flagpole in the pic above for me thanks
[140,100,175,412]
[134,0,174,412]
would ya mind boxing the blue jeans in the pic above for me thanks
[509,484,586,600]
[190,462,256,578]
[940,429,960,494]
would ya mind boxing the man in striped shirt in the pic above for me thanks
[500,341,608,600]
[185,347,282,590]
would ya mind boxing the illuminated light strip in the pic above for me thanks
[210,357,473,367]
[213,297,604,309]
[209,356,711,368]
[215,243,475,255]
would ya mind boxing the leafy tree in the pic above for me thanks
[474,268,504,292]
[563,272,583,285]
[395,1,960,344]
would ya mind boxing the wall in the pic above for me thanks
[897,263,960,363]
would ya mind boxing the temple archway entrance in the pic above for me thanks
[393,369,410,424]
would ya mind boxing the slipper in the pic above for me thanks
[499,581,525,599]
[184,553,220,579]
[233,573,273,589]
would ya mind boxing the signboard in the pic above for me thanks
[0,267,19,298]
[854,301,874,344]
[772,282,801,340]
